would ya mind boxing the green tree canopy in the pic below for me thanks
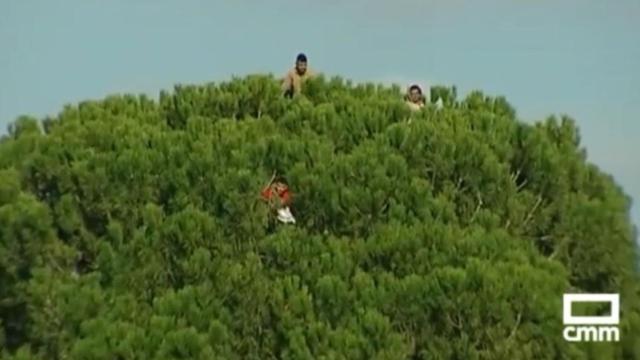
[1,74,639,359]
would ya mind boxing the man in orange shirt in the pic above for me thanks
[261,173,296,224]
[282,53,316,98]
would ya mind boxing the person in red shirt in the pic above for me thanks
[261,174,296,224]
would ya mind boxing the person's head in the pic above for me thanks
[295,53,308,75]
[408,85,423,103]
[272,176,288,193]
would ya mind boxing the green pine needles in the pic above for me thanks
[1,74,639,359]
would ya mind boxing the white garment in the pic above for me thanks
[277,207,296,224]
[435,97,444,110]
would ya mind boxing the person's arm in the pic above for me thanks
[281,70,293,92]
[261,186,272,201]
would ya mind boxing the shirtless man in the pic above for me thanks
[282,53,316,98]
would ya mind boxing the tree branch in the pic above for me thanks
[522,195,543,227]
[507,311,522,342]
[470,192,484,222]
[516,179,528,192]
[538,235,553,242]
[509,169,521,183]
[446,313,462,329]
[455,177,464,192]
[511,168,528,191]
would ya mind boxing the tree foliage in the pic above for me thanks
[1,74,639,359]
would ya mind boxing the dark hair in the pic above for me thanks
[409,84,422,94]
[296,53,308,63]
[274,175,288,185]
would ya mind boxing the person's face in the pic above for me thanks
[273,182,286,193]
[295,61,307,75]
[410,89,422,103]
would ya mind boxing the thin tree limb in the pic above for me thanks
[507,311,522,342]
[516,179,528,192]
[522,195,543,227]
[470,192,484,222]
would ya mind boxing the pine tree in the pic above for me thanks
[0,74,638,359]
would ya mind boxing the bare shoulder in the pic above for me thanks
[285,68,296,77]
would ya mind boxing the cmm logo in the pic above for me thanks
[563,293,620,342]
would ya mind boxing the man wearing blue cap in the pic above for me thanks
[282,53,316,98]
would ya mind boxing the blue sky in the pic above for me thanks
[1,0,639,232]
